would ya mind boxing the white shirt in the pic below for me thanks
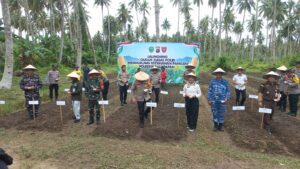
[183,83,201,98]
[233,74,247,90]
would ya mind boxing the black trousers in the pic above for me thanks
[279,92,287,111]
[49,84,59,100]
[289,94,299,116]
[185,97,199,129]
[235,89,246,106]
[137,100,151,125]
[102,81,110,100]
[152,87,160,103]
[119,85,128,103]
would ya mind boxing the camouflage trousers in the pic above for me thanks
[25,96,40,119]
[88,100,100,122]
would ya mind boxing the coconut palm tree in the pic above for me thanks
[208,0,217,58]
[94,0,111,39]
[218,0,224,58]
[181,0,192,37]
[58,0,65,64]
[154,0,160,42]
[193,0,203,41]
[161,18,171,36]
[233,21,243,42]
[170,0,182,39]
[236,0,255,43]
[0,0,14,89]
[129,0,141,27]
[223,6,235,53]
[117,3,133,40]
[140,0,150,19]
[248,14,263,61]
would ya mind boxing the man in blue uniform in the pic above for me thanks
[208,68,231,132]
[20,65,43,120]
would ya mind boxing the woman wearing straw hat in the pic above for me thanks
[183,72,201,132]
[277,65,288,112]
[258,71,281,133]
[67,72,82,123]
[183,64,196,82]
[19,65,43,120]
[232,67,247,106]
[85,69,102,125]
[208,68,230,132]
[150,66,161,103]
[131,71,151,128]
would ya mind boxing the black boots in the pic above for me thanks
[213,122,218,132]
[218,123,224,132]
[87,111,94,125]
[213,122,224,132]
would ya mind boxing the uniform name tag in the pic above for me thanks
[160,91,168,95]
[232,106,245,111]
[0,100,5,105]
[174,103,185,108]
[179,91,184,95]
[249,95,259,99]
[127,89,132,93]
[98,100,109,105]
[64,88,70,92]
[146,102,157,107]
[259,108,272,114]
[29,101,39,105]
[56,101,66,106]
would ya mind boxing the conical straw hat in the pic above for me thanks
[88,69,100,75]
[23,64,37,70]
[134,71,149,81]
[67,72,80,79]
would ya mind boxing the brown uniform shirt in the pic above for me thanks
[258,81,279,108]
[131,81,150,102]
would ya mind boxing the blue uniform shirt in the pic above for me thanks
[208,78,231,102]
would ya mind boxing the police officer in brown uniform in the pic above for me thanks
[258,71,281,133]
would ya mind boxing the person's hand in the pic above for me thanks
[259,102,263,107]
[208,101,212,106]
[131,98,137,103]
[223,99,228,103]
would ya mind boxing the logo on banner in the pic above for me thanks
[156,46,160,53]
[149,46,154,53]
[161,47,167,53]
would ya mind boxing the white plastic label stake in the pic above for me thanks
[232,106,245,111]
[56,101,66,106]
[179,91,184,95]
[259,108,272,114]
[249,95,259,99]
[146,102,157,107]
[0,100,5,105]
[127,89,132,93]
[64,88,70,92]
[174,103,185,108]
[160,91,169,95]
[98,100,109,105]
[28,101,39,105]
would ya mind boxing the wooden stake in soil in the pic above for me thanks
[249,95,258,111]
[146,102,157,125]
[99,100,109,123]
[150,107,153,125]
[56,101,66,125]
[160,91,168,105]
[174,103,185,128]
[258,107,272,129]
[232,106,245,126]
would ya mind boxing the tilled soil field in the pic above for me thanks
[200,71,300,157]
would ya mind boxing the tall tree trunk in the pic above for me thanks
[74,0,82,67]
[197,4,201,42]
[177,5,180,41]
[0,0,14,89]
[66,1,74,50]
[218,2,222,58]
[154,0,160,42]
[24,0,32,40]
[209,7,215,60]
[239,10,246,44]
[135,6,140,26]
[86,27,97,65]
[59,0,65,64]
[107,7,111,63]
[51,1,56,35]
[271,0,277,63]
[250,0,259,62]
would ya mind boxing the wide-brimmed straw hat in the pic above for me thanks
[88,69,100,75]
[23,64,37,70]
[185,63,195,69]
[186,72,197,79]
[212,68,226,75]
[67,72,80,79]
[150,66,159,71]
[277,65,288,71]
[236,66,244,70]
[134,71,149,81]
[263,71,280,79]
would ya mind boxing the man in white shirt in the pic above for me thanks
[233,67,247,106]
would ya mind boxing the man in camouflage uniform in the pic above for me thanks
[85,69,101,125]
[258,71,281,133]
[19,65,43,120]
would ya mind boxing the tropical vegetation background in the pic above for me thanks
[0,0,300,89]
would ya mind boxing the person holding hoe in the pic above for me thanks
[85,69,102,125]
[258,71,281,133]
[208,68,230,132]
[131,71,152,128]
[150,66,161,103]
[67,72,82,123]
[232,67,247,106]
[183,63,196,83]
[183,72,201,132]
[118,64,130,106]
[20,65,43,120]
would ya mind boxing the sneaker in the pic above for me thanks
[188,129,195,132]
[74,119,80,123]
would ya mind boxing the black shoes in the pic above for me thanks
[87,121,94,125]
[213,123,224,132]
[74,119,80,123]
[218,123,224,132]
[139,123,144,128]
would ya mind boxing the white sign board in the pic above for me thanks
[179,91,184,95]
[174,103,185,108]
[127,89,132,93]
[146,102,157,107]
[98,100,109,105]
[28,101,39,105]
[0,100,5,105]
[232,106,245,111]
[259,108,272,114]
[64,88,70,92]
[249,95,259,99]
[160,91,169,95]
[56,101,66,106]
